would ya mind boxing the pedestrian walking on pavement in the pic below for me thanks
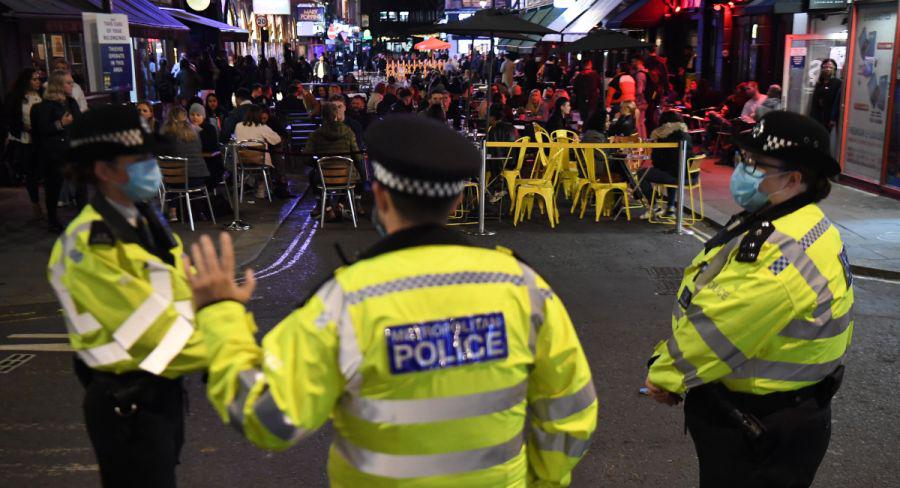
[5,67,44,219]
[185,115,597,487]
[31,69,82,233]
[46,105,209,488]
[644,111,854,488]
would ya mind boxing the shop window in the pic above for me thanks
[379,11,387,21]
[31,34,48,74]
[399,11,409,22]
[388,11,397,22]
[67,33,85,84]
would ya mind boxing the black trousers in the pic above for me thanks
[74,358,185,488]
[685,386,832,488]
[43,164,64,225]
[11,141,40,203]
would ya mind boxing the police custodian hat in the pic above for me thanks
[364,115,481,198]
[68,105,153,164]
[733,110,841,178]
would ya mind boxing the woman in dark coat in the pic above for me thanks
[31,70,82,232]
[638,111,693,218]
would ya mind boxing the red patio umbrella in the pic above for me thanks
[414,37,451,51]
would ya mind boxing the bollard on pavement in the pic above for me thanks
[224,141,251,231]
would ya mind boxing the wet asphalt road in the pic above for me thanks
[1,196,898,487]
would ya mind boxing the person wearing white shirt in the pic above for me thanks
[234,104,282,199]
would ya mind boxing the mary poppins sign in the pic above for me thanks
[82,13,134,92]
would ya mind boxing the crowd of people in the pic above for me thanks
[2,40,847,231]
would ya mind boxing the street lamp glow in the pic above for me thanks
[480,0,487,8]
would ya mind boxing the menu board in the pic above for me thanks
[842,3,897,181]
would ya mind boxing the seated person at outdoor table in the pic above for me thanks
[638,111,692,218]
[508,85,528,109]
[544,97,571,133]
[304,102,364,219]
[524,89,549,121]
[158,106,209,221]
[607,100,638,137]
[203,93,226,133]
[235,105,282,200]
[189,103,224,188]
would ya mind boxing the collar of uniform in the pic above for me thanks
[358,224,472,261]
[105,196,139,227]
[704,193,814,252]
[90,193,142,244]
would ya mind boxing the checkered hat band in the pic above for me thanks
[70,128,144,149]
[372,161,467,198]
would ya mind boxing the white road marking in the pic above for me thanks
[0,344,73,352]
[7,333,69,339]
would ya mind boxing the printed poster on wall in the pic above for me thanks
[842,3,897,181]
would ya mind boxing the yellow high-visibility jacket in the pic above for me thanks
[198,225,597,487]
[46,196,207,378]
[649,203,854,395]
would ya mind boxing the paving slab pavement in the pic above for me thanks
[695,158,900,278]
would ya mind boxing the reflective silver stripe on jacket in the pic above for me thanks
[666,335,703,389]
[686,304,747,372]
[229,369,263,429]
[254,387,307,443]
[518,262,553,354]
[530,382,596,422]
[529,426,592,457]
[766,219,850,340]
[339,381,527,425]
[728,356,843,382]
[333,432,523,479]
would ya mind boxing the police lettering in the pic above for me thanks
[386,313,509,374]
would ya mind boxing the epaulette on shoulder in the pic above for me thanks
[735,220,775,263]
[87,221,116,246]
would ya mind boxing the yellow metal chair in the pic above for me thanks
[574,147,632,221]
[649,155,705,225]
[500,136,531,215]
[550,129,582,200]
[513,142,562,228]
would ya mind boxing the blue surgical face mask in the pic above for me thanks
[730,162,771,212]
[121,158,162,202]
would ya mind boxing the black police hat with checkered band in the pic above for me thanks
[733,110,841,178]
[68,105,153,164]
[364,115,481,199]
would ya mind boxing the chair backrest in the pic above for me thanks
[236,139,266,167]
[551,129,579,143]
[532,127,551,177]
[156,156,188,190]
[513,136,530,172]
[317,156,354,189]
[611,134,646,172]
[688,155,705,174]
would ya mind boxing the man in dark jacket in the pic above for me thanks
[220,88,254,143]
[296,56,313,83]
[573,59,604,120]
[390,88,414,114]
[276,82,308,113]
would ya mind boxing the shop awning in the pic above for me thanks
[542,0,623,42]
[161,7,249,42]
[498,5,566,51]
[86,0,188,39]
[605,0,666,30]
[0,0,97,19]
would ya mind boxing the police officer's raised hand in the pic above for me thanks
[645,377,682,406]
[185,233,256,309]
